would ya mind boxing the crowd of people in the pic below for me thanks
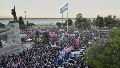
[0,28,108,68]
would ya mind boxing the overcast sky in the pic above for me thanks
[0,0,120,18]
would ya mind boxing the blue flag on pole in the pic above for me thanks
[60,3,68,13]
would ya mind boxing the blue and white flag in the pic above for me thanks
[60,3,68,13]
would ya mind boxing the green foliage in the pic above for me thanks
[63,22,67,27]
[65,19,73,26]
[85,28,120,68]
[76,13,83,20]
[93,15,118,28]
[26,21,35,27]
[116,20,120,28]
[75,21,90,29]
[0,23,5,28]
[56,22,62,28]
[74,13,90,29]
[94,15,104,28]
[9,21,14,23]
[104,15,117,28]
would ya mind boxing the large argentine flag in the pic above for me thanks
[60,3,68,13]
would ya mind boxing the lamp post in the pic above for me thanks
[24,11,26,19]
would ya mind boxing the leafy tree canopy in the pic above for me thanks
[74,13,90,29]
[65,19,73,26]
[85,28,120,68]
[93,15,119,28]
[0,23,5,28]
[56,22,62,28]
[26,21,35,27]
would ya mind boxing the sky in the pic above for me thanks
[0,0,120,18]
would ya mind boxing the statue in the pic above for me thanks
[11,5,17,22]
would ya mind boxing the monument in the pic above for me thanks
[11,5,17,22]
[0,5,23,56]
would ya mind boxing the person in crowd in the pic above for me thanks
[0,28,107,68]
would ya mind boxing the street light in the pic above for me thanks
[24,11,26,19]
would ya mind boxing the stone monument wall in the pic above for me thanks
[0,23,23,56]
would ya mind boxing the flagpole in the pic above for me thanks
[60,3,68,29]
[67,4,68,32]
[62,13,63,28]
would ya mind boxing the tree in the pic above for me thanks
[104,15,113,28]
[9,21,14,23]
[63,22,67,27]
[94,15,104,28]
[56,22,62,28]
[26,21,35,27]
[0,23,5,28]
[18,16,27,29]
[104,15,117,28]
[75,13,90,29]
[75,21,90,29]
[65,19,73,26]
[76,13,83,20]
[85,28,120,68]
[93,15,118,28]
[116,20,120,28]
